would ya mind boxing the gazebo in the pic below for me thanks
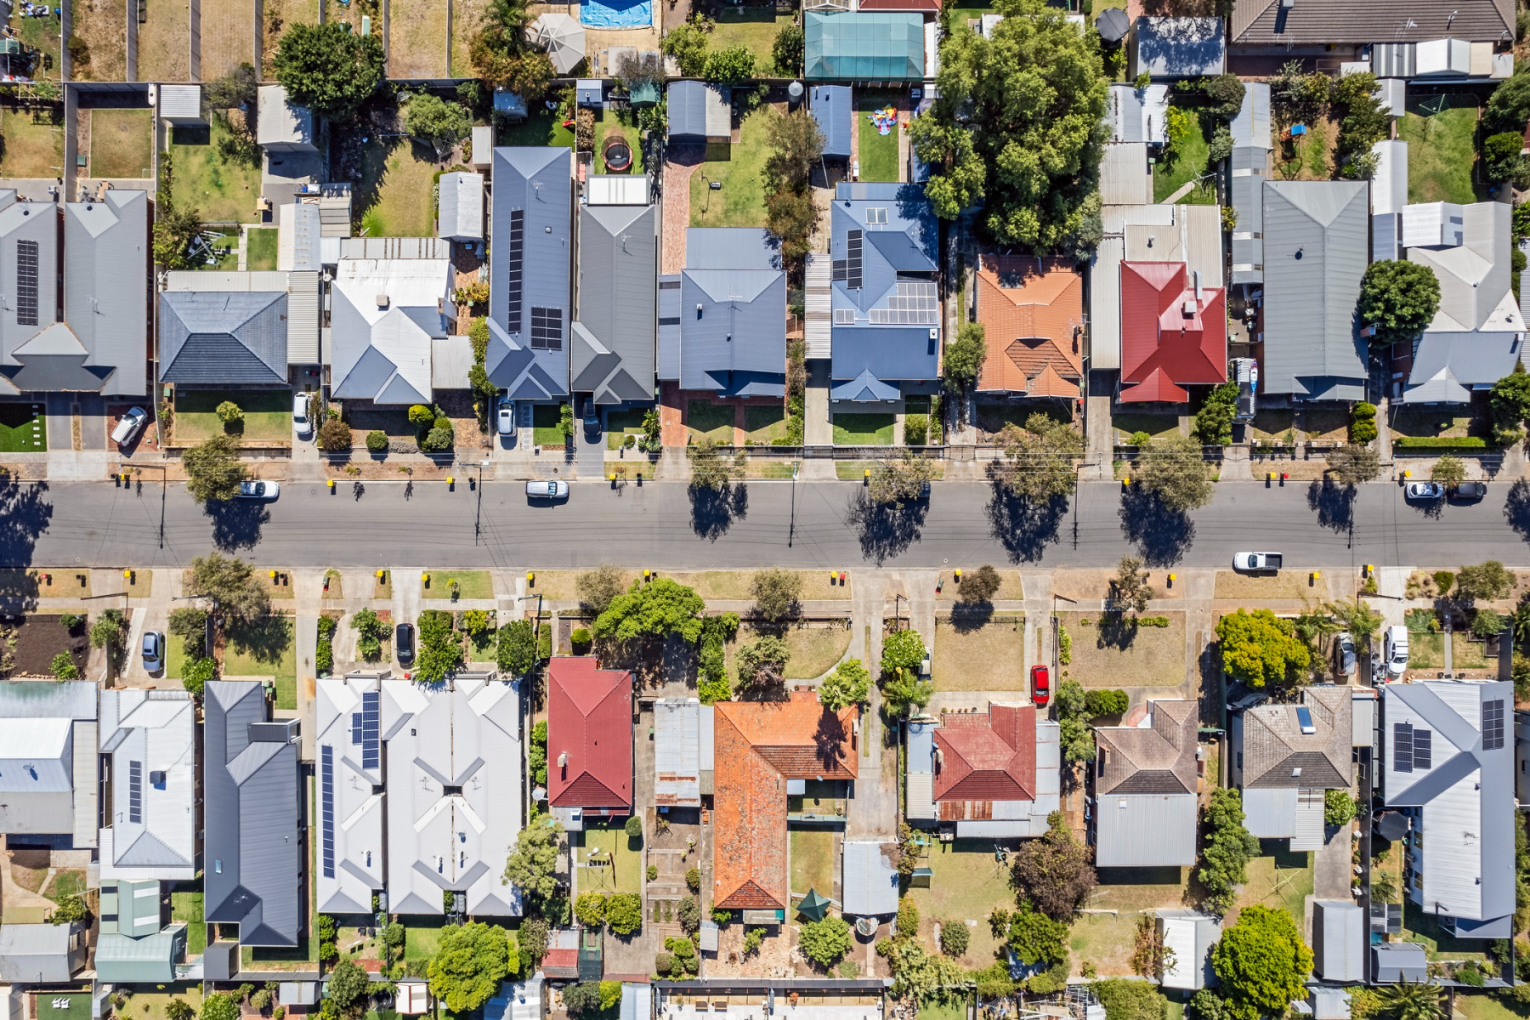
[1096,6,1129,43]
[796,888,831,922]
[528,13,586,75]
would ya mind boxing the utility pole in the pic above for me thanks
[788,460,800,547]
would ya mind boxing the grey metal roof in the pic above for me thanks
[810,86,852,159]
[0,680,97,838]
[840,841,898,916]
[653,699,700,808]
[1156,911,1219,990]
[95,926,186,983]
[679,229,786,397]
[658,274,681,381]
[204,680,301,948]
[1231,0,1513,46]
[488,147,572,400]
[438,172,485,242]
[1381,680,1515,935]
[1095,793,1198,867]
[0,194,59,382]
[668,82,730,141]
[619,984,651,1020]
[1230,82,1270,148]
[1133,17,1225,78]
[157,84,202,122]
[98,691,196,881]
[574,202,656,405]
[1108,84,1169,145]
[1313,901,1364,983]
[330,258,451,404]
[1371,943,1428,983]
[257,85,316,152]
[1261,180,1369,400]
[159,291,289,385]
[1403,331,1522,403]
[51,190,148,397]
[0,923,80,983]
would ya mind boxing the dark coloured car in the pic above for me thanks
[1450,481,1488,501]
[396,623,415,665]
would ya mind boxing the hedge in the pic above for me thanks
[1394,436,1490,449]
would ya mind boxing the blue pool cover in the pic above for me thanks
[581,0,650,27]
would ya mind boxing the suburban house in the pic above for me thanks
[378,672,523,916]
[573,176,657,407]
[488,147,574,402]
[1380,679,1514,938]
[547,657,634,823]
[330,238,456,406]
[712,693,859,915]
[203,680,302,948]
[1399,201,1524,403]
[159,271,321,388]
[1260,180,1369,401]
[257,85,317,154]
[804,13,925,82]
[1312,900,1365,984]
[667,82,731,151]
[314,674,386,916]
[1156,911,1219,991]
[1229,685,1353,850]
[905,703,1060,837]
[1229,83,1271,288]
[653,697,705,810]
[0,679,99,848]
[659,228,787,397]
[1229,0,1514,67]
[1118,259,1226,404]
[829,183,941,403]
[95,878,188,983]
[98,690,196,882]
[1091,700,1199,868]
[972,255,1084,400]
[0,923,86,983]
[1131,17,1225,79]
[0,190,148,397]
[438,172,486,244]
[810,85,853,162]
[1107,83,1170,145]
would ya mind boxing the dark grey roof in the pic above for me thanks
[204,680,301,948]
[667,82,730,141]
[810,86,852,160]
[1133,17,1225,78]
[1371,943,1428,984]
[1231,0,1513,46]
[488,147,572,400]
[1231,146,1267,285]
[1261,180,1368,400]
[159,291,289,385]
[830,328,937,394]
[62,190,148,397]
[0,194,60,387]
[574,203,656,406]
[678,229,786,397]
[1404,331,1522,403]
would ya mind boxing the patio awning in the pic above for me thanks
[796,888,831,922]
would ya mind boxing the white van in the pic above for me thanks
[1382,625,1409,681]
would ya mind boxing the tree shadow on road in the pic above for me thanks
[845,490,927,565]
[985,483,1066,563]
[1506,480,1530,541]
[689,482,748,541]
[0,475,52,578]
[204,500,268,551]
[1118,487,1194,567]
[1306,479,1356,534]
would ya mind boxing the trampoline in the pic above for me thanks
[602,135,633,172]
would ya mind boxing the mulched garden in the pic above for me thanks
[2,614,89,677]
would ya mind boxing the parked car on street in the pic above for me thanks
[526,480,569,500]
[293,392,313,439]
[1031,664,1050,707]
[497,399,516,437]
[111,407,148,446]
[141,630,164,673]
[1232,552,1283,572]
[1405,481,1444,501]
[396,623,414,665]
[1449,481,1488,501]
[237,480,280,500]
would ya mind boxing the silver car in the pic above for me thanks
[111,406,148,446]
[1405,481,1444,501]
[293,392,313,439]
[497,399,516,437]
[142,630,165,673]
[237,480,280,500]
[525,479,569,500]
[1334,631,1356,677]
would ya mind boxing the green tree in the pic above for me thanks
[90,609,129,675]
[576,566,626,616]
[1135,433,1213,512]
[497,619,537,676]
[50,651,79,680]
[215,400,244,427]
[1455,560,1514,602]
[49,893,89,926]
[1487,67,1530,135]
[868,453,935,505]
[1216,608,1310,688]
[736,635,790,689]
[574,892,607,928]
[799,915,853,968]
[1196,789,1260,914]
[1431,454,1467,488]
[993,414,1084,502]
[661,22,709,77]
[702,44,754,83]
[881,628,925,678]
[958,564,1003,604]
[1359,260,1441,347]
[1212,906,1313,1017]
[772,22,804,75]
[272,22,385,120]
[1010,816,1096,921]
[1111,555,1153,613]
[751,568,803,622]
[351,607,389,662]
[1093,980,1170,1020]
[183,434,247,502]
[470,0,556,100]
[766,188,819,273]
[1324,789,1358,827]
[876,937,966,1003]
[182,657,217,696]
[561,984,601,1015]
[1005,902,1068,966]
[1084,689,1129,717]
[153,198,205,270]
[201,996,240,1020]
[896,897,920,939]
[204,63,258,111]
[943,322,988,391]
[911,0,1108,251]
[165,1001,195,1020]
[406,94,472,159]
[939,921,969,957]
[689,436,739,491]
[428,923,509,1014]
[191,553,272,622]
[882,666,933,718]
[819,658,871,710]
[328,960,369,1010]
[1492,364,1530,446]
[1193,383,1239,446]
[1485,131,1530,185]
[1328,443,1382,486]
[1201,73,1246,119]
[1375,983,1445,1020]
[592,578,706,644]
[502,818,564,907]
[169,607,209,657]
[606,893,643,935]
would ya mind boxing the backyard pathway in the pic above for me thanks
[660,146,703,274]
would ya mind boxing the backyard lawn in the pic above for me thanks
[173,389,293,444]
[1069,910,1142,977]
[708,7,793,69]
[577,822,643,895]
[168,117,263,223]
[1456,997,1524,1020]
[357,138,438,237]
[856,92,901,183]
[788,829,835,909]
[0,403,46,452]
[247,228,278,270]
[0,107,64,177]
[223,616,297,710]
[594,110,644,175]
[931,615,1025,691]
[1397,94,1483,205]
[90,109,153,178]
[449,0,490,75]
[1058,611,1184,687]
[15,13,61,80]
[832,413,895,445]
[404,918,446,961]
[423,570,493,599]
[687,399,735,442]
[170,886,206,955]
[902,841,1006,969]
[1088,866,1191,912]
[1231,843,1312,922]
[497,106,577,148]
[129,988,205,1020]
[1152,112,1213,204]
[690,105,772,228]
[388,0,449,78]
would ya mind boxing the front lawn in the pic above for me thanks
[743,405,787,444]
[1153,111,1213,204]
[1396,94,1483,205]
[687,399,735,442]
[90,108,153,178]
[832,413,895,445]
[1408,631,1491,670]
[577,822,643,895]
[788,828,835,909]
[931,614,1025,691]
[532,404,567,446]
[690,104,772,228]
[247,227,278,270]
[708,7,793,70]
[1113,412,1180,442]
[732,622,851,680]
[223,616,296,710]
[0,107,64,177]
[424,570,493,600]
[168,116,264,224]
[0,402,46,452]
[357,137,438,237]
[1057,611,1184,688]
[856,92,901,183]
[605,409,647,450]
[173,389,293,444]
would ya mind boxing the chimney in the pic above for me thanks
[376,294,390,308]
[558,751,568,769]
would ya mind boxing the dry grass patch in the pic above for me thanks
[1088,867,1191,911]
[765,622,851,679]
[0,107,65,178]
[387,0,448,77]
[260,0,318,74]
[1212,570,1319,600]
[931,614,1026,692]
[1069,911,1142,977]
[135,0,189,81]
[449,0,489,76]
[1060,611,1185,688]
[70,0,128,79]
[89,109,153,179]
[199,0,255,79]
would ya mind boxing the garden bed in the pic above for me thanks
[1057,611,1184,688]
[1112,412,1180,442]
[931,614,1025,691]
[7,615,88,677]
[169,115,262,223]
[0,107,64,178]
[497,106,576,148]
[89,109,153,179]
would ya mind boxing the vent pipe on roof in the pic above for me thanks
[558,751,568,768]
[1193,270,1202,302]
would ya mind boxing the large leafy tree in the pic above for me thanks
[1491,364,1530,446]
[1487,67,1530,135]
[1005,902,1068,966]
[1454,560,1514,602]
[502,818,564,907]
[798,915,852,968]
[201,995,240,1020]
[428,923,510,1013]
[1212,906,1313,1017]
[1196,789,1260,914]
[189,553,271,622]
[875,937,967,1003]
[1215,608,1309,688]
[327,959,369,1010]
[751,569,802,622]
[1328,443,1381,486]
[1011,816,1096,921]
[736,636,790,689]
[868,453,935,505]
[591,578,706,644]
[1358,260,1441,348]
[471,0,556,99]
[405,94,472,160]
[910,0,1107,251]
[943,322,988,391]
[182,434,247,502]
[1135,433,1213,512]
[818,658,871,710]
[992,414,1084,502]
[1376,982,1445,1020]
[271,22,385,121]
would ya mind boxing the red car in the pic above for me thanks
[1031,664,1050,707]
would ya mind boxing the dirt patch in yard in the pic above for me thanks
[260,0,318,75]
[1212,570,1322,601]
[388,0,447,77]
[199,0,255,79]
[5,615,89,677]
[135,0,189,82]
[449,0,489,75]
[1059,611,1185,688]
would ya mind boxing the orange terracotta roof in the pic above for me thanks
[975,255,1083,398]
[712,693,859,912]
[933,704,1036,802]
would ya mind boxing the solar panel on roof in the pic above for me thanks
[361,690,380,769]
[1393,722,1413,773]
[1412,729,1431,770]
[128,759,143,824]
[847,230,863,290]
[351,712,363,745]
[321,744,336,879]
[531,306,563,351]
[15,239,38,327]
[505,209,525,328]
[1484,699,1504,751]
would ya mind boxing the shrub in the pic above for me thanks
[647,865,658,882]
[654,952,673,976]
[743,927,765,954]
[939,921,970,957]
[685,867,701,892]
[799,915,852,968]
[365,430,389,453]
[215,401,244,425]
[1394,436,1489,449]
[318,417,352,452]
[606,893,643,935]
[1324,789,1357,827]
[625,815,643,839]
[896,897,919,939]
[1129,430,1152,447]
[1472,608,1505,639]
[571,627,591,648]
[421,420,454,453]
[677,896,701,934]
[1433,570,1455,594]
[50,652,79,680]
[408,404,435,427]
[1084,689,1129,717]
[574,892,607,928]
[183,657,217,695]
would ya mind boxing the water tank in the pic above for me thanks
[787,80,804,106]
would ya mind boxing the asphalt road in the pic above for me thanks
[3,475,1529,570]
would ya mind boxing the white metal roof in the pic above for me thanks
[841,841,899,916]
[1370,141,1407,216]
[315,675,386,915]
[587,175,649,206]
[654,698,700,807]
[98,690,196,881]
[438,172,485,242]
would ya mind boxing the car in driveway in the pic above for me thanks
[141,630,165,673]
[1334,631,1356,678]
[1405,481,1444,501]
[293,392,313,440]
[111,407,148,446]
[497,399,516,437]
[1031,664,1050,707]
[1450,481,1488,501]
[526,479,569,500]
[396,623,415,665]
[237,480,280,500]
[583,399,601,433]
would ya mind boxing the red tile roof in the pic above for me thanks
[712,693,859,912]
[547,657,633,809]
[858,0,942,10]
[1119,261,1226,404]
[933,704,1036,802]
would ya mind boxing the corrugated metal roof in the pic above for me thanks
[668,82,730,141]
[0,681,96,837]
[1100,143,1151,206]
[94,926,185,983]
[1095,793,1197,866]
[587,175,649,205]
[157,84,202,122]
[1371,141,1407,216]
[1108,84,1169,144]
[331,257,451,404]
[62,190,148,396]
[810,85,853,159]
[840,841,898,916]
[654,699,701,807]
[0,923,78,982]
[439,172,485,242]
[573,202,656,405]
[1231,0,1513,46]
[1157,912,1218,990]
[804,13,924,82]
[1230,82,1270,148]
[314,675,385,916]
[805,253,832,359]
[488,147,573,400]
[1313,901,1364,983]
[619,984,651,1020]
[98,692,196,880]
[279,202,322,272]
[287,271,320,364]
[257,86,316,151]
[1133,17,1224,78]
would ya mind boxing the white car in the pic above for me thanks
[525,480,569,500]
[497,399,516,437]
[293,392,313,439]
[1381,624,1409,681]
[111,407,148,446]
[1405,481,1444,501]
[237,480,280,501]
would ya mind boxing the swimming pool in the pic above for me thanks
[580,0,651,28]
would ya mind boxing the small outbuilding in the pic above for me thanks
[667,81,731,147]
[1131,17,1225,80]
[810,85,852,161]
[257,85,316,154]
[577,79,604,108]
[840,840,899,917]
[438,172,485,243]
[155,84,203,125]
